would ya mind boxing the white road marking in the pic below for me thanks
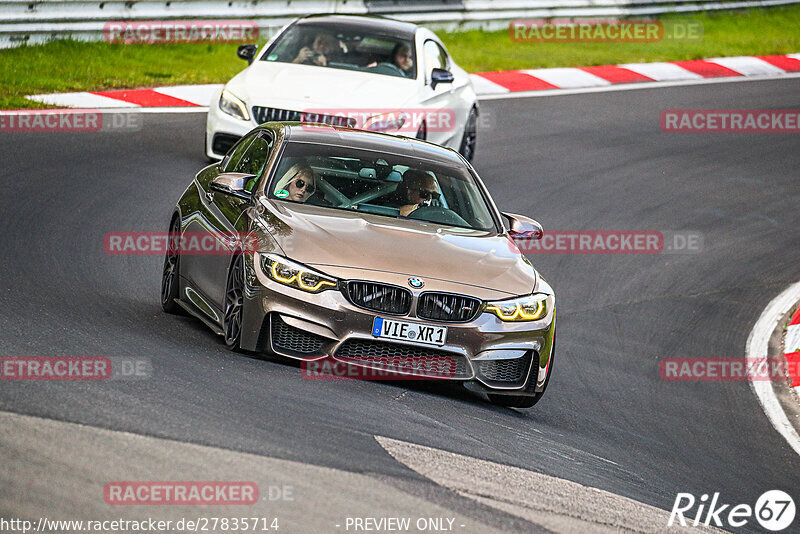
[618,62,703,81]
[746,281,800,457]
[26,91,140,108]
[520,68,611,88]
[477,72,800,100]
[375,436,723,533]
[705,56,785,76]
[154,84,222,106]
[468,74,510,94]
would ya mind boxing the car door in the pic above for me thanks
[418,38,469,148]
[187,131,274,316]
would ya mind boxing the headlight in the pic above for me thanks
[485,294,549,322]
[260,254,338,293]
[219,90,250,121]
[363,111,407,132]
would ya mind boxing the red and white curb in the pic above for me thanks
[746,281,800,458]
[785,307,800,389]
[471,53,800,95]
[21,53,800,110]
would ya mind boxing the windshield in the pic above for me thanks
[262,23,417,79]
[266,141,496,231]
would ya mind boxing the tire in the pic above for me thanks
[458,107,478,162]
[488,336,555,409]
[223,253,245,351]
[161,216,184,315]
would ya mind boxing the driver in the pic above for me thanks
[392,43,414,76]
[293,32,341,66]
[393,169,440,217]
[273,162,316,203]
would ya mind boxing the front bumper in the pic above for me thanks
[240,263,555,394]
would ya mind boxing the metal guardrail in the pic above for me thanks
[2,0,798,47]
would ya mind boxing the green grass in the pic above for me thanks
[440,5,800,71]
[1,5,799,109]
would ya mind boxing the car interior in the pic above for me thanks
[264,24,417,79]
[268,153,495,231]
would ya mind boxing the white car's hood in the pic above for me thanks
[228,61,417,110]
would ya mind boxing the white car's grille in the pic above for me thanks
[252,107,356,128]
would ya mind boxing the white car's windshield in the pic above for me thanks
[262,22,417,80]
[267,141,496,231]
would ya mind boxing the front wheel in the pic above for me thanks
[161,217,183,315]
[458,107,478,162]
[223,254,245,351]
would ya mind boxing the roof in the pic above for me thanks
[271,122,466,167]
[294,14,418,40]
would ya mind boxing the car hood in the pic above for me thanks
[228,62,417,110]
[256,200,537,298]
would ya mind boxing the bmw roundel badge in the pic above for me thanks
[408,277,424,289]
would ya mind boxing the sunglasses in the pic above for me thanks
[293,178,315,193]
[416,188,440,201]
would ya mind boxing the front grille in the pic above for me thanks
[335,339,471,379]
[344,281,412,315]
[417,292,482,322]
[270,315,328,355]
[212,133,240,156]
[476,352,533,386]
[252,106,357,128]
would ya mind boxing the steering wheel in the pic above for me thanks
[370,62,407,77]
[406,205,469,227]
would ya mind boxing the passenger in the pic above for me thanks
[392,169,440,216]
[273,163,316,203]
[391,43,414,76]
[293,32,341,66]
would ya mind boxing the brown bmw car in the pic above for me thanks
[162,122,555,407]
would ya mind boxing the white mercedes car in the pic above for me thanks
[205,15,479,161]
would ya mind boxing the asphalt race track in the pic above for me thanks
[1,77,799,533]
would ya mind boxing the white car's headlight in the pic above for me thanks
[219,90,250,121]
[363,111,408,132]
[260,254,338,293]
[485,294,549,322]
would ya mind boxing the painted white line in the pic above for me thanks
[375,436,724,533]
[786,324,800,354]
[618,62,703,81]
[477,72,800,100]
[154,84,222,107]
[789,53,800,61]
[520,67,611,88]
[706,56,785,76]
[746,281,800,457]
[26,91,140,108]
[468,74,510,94]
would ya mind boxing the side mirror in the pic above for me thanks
[430,68,454,89]
[237,44,258,64]
[503,212,543,240]
[210,173,255,201]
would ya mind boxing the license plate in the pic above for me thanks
[372,317,447,346]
